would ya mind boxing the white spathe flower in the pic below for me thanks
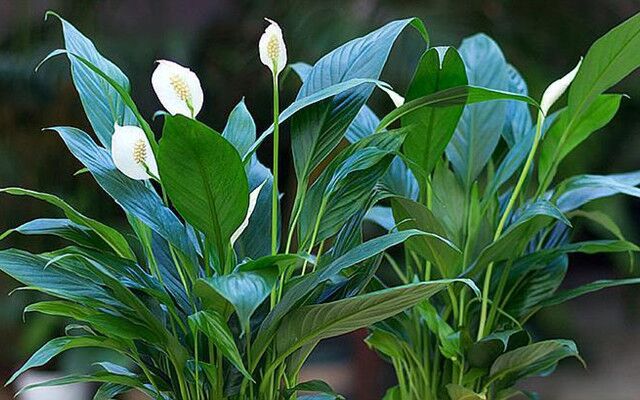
[259,18,287,75]
[381,85,405,108]
[540,58,583,115]
[111,124,158,180]
[151,60,204,118]
[231,180,267,245]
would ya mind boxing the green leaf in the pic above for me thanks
[283,380,344,400]
[0,188,134,260]
[377,85,538,135]
[158,114,249,258]
[222,98,256,158]
[365,327,406,359]
[251,229,429,368]
[502,64,533,147]
[446,384,486,400]
[290,18,427,180]
[43,12,136,147]
[49,127,197,261]
[568,12,640,121]
[7,336,121,385]
[187,310,252,380]
[276,281,464,357]
[488,340,581,390]
[554,171,640,212]
[469,200,570,276]
[235,157,277,260]
[467,329,530,368]
[402,46,467,177]
[195,266,278,331]
[1,218,113,253]
[0,248,116,306]
[16,371,154,398]
[538,94,622,186]
[418,301,461,360]
[391,197,462,277]
[538,277,640,309]
[299,146,395,246]
[248,77,393,161]
[446,34,509,189]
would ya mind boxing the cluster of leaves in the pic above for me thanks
[0,12,486,400]
[2,8,639,400]
[364,11,640,400]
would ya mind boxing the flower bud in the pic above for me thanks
[540,58,583,115]
[151,60,204,118]
[111,124,158,180]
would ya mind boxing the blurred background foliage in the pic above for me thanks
[1,0,640,398]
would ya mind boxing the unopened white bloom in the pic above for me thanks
[151,60,203,118]
[231,180,267,245]
[111,124,158,180]
[540,58,583,115]
[259,19,287,75]
[381,86,405,108]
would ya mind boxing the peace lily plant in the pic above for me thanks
[361,11,640,400]
[1,9,640,400]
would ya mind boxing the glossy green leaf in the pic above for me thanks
[567,12,640,120]
[538,94,622,186]
[391,197,462,277]
[469,201,570,276]
[195,266,278,330]
[446,384,485,400]
[290,18,427,180]
[488,340,581,390]
[276,281,464,356]
[446,34,509,189]
[222,98,256,158]
[188,310,252,380]
[251,229,429,368]
[402,46,467,177]
[1,218,113,253]
[49,126,197,260]
[554,171,640,212]
[158,115,249,258]
[538,277,640,309]
[283,380,345,400]
[0,188,134,260]
[468,329,530,368]
[7,336,122,385]
[43,12,136,147]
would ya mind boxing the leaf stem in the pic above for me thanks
[477,111,545,340]
[271,72,280,255]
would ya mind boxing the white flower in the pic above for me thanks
[380,86,405,108]
[540,58,583,115]
[231,180,267,245]
[151,60,204,118]
[259,19,287,75]
[111,124,158,180]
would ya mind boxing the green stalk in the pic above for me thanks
[194,332,201,400]
[271,72,280,256]
[301,199,326,275]
[477,111,545,340]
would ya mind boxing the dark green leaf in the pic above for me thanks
[158,115,248,258]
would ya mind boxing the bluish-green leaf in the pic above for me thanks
[445,34,509,189]
[290,18,427,180]
[43,12,136,147]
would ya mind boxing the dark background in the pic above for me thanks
[1,1,640,398]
